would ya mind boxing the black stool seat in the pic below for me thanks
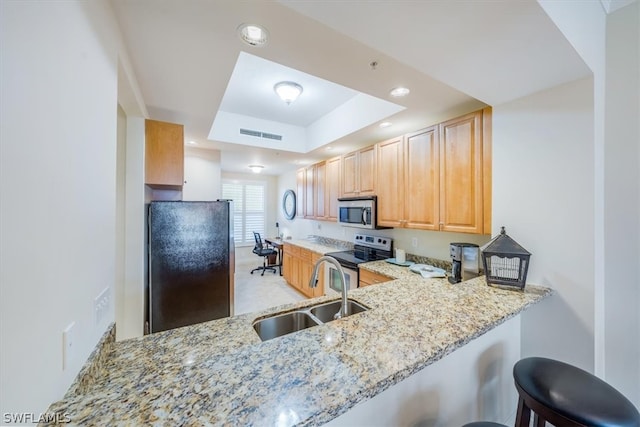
[514,357,640,427]
[462,423,507,427]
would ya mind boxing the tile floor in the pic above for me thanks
[234,246,305,315]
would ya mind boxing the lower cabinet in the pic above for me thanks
[359,269,393,288]
[283,244,324,298]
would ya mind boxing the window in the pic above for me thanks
[222,181,266,245]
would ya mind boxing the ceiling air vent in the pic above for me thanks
[240,128,282,141]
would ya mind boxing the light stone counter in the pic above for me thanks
[45,249,552,426]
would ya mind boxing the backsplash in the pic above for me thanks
[307,235,354,250]
[408,254,453,272]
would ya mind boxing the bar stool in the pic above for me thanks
[513,357,640,427]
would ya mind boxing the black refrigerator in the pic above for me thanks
[148,200,234,333]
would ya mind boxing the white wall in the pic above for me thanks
[0,0,122,416]
[119,117,146,340]
[327,316,521,426]
[602,2,640,404]
[182,147,222,201]
[493,77,595,372]
[537,0,640,405]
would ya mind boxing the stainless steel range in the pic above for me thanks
[323,233,392,296]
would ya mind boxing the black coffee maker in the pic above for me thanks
[448,242,480,284]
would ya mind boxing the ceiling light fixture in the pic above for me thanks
[379,122,392,128]
[390,87,410,97]
[249,165,264,173]
[274,81,303,105]
[237,23,268,47]
[188,140,198,145]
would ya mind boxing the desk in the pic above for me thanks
[264,237,283,276]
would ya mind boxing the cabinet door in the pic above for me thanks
[342,151,358,197]
[304,165,315,219]
[315,161,327,219]
[283,252,294,284]
[358,145,376,195]
[296,168,305,218]
[325,156,341,221]
[405,126,440,230]
[439,111,483,234]
[359,268,392,287]
[376,136,405,227]
[145,119,184,189]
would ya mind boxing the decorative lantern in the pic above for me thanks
[481,226,531,290]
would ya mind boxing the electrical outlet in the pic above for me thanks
[62,322,75,370]
[94,287,110,325]
[412,237,418,248]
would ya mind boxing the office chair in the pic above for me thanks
[251,232,277,276]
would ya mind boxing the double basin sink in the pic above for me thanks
[253,299,368,341]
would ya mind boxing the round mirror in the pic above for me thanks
[282,189,296,220]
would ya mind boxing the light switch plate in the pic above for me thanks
[412,237,418,248]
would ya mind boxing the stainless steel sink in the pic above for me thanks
[253,299,369,341]
[253,311,320,341]
[309,300,368,323]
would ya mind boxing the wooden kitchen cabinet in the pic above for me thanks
[359,268,392,287]
[404,126,440,230]
[304,165,315,219]
[282,243,317,298]
[375,108,491,234]
[376,136,405,228]
[325,156,341,221]
[342,145,376,197]
[299,156,341,222]
[296,168,305,218]
[438,110,485,234]
[145,119,184,190]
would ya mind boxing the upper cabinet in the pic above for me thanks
[291,108,491,235]
[296,168,305,218]
[325,156,341,221]
[145,119,184,190]
[376,136,405,228]
[299,156,341,221]
[342,145,376,197]
[376,108,491,234]
[439,109,487,234]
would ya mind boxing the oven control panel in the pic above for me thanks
[353,233,392,251]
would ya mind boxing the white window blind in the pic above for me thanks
[222,181,266,245]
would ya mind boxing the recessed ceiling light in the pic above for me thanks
[326,146,333,150]
[390,87,410,97]
[237,24,268,47]
[188,140,198,145]
[379,122,392,128]
[274,81,303,105]
[249,164,264,173]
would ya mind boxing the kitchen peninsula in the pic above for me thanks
[45,241,551,426]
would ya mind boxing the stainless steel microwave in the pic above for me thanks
[337,196,386,229]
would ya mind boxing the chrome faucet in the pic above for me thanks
[309,255,349,319]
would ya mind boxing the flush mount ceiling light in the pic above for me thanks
[274,81,303,105]
[237,23,268,47]
[390,87,410,97]
[249,165,264,173]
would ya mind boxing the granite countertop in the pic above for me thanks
[46,247,552,427]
